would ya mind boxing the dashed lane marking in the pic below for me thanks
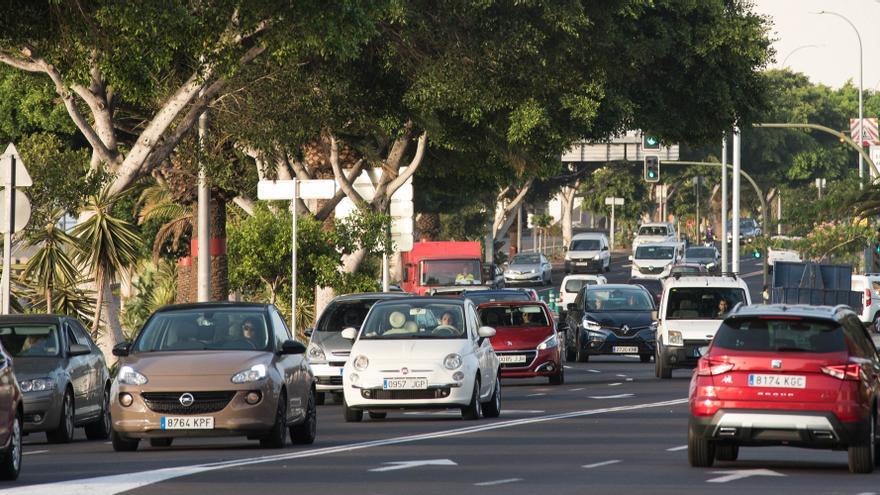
[667,445,688,452]
[582,460,621,469]
[608,383,622,387]
[474,478,523,486]
[22,450,48,456]
[569,388,584,392]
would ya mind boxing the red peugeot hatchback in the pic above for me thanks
[478,301,564,385]
[689,304,880,473]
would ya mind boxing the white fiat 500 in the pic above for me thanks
[341,297,501,421]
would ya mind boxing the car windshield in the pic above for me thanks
[318,300,376,332]
[0,324,61,357]
[512,254,540,264]
[685,248,715,258]
[479,304,549,327]
[585,288,653,311]
[570,239,600,250]
[635,245,675,260]
[564,278,598,293]
[134,308,272,352]
[665,287,747,320]
[638,226,668,236]
[422,259,482,286]
[714,318,845,353]
[465,292,531,305]
[360,302,467,339]
[671,266,702,274]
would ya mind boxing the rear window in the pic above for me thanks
[714,318,845,353]
[564,278,598,293]
[465,292,531,305]
[318,300,376,332]
[479,305,549,327]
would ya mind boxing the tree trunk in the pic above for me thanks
[92,268,105,338]
[209,197,228,301]
[560,186,576,249]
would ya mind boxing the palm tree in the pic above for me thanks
[137,181,192,262]
[70,188,142,348]
[20,213,81,313]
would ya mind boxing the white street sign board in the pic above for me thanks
[870,144,880,166]
[0,144,33,187]
[297,179,336,199]
[257,179,337,200]
[0,190,30,233]
[604,197,624,206]
[391,217,413,235]
[257,180,296,200]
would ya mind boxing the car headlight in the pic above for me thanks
[231,364,267,384]
[307,343,326,362]
[537,333,558,350]
[667,330,683,347]
[593,254,601,260]
[353,355,370,371]
[529,269,536,274]
[706,262,716,269]
[443,353,462,370]
[118,366,148,386]
[19,378,56,393]
[583,319,602,331]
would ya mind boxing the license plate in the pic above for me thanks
[383,377,428,390]
[498,354,527,364]
[613,346,639,354]
[161,416,214,430]
[576,262,590,266]
[748,374,806,389]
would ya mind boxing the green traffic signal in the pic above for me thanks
[644,155,660,182]
[643,134,661,150]
[752,249,761,258]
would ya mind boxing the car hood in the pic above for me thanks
[124,351,270,376]
[684,257,715,264]
[310,331,353,354]
[633,259,674,268]
[635,236,670,244]
[12,357,62,378]
[490,327,552,349]
[584,311,654,329]
[350,339,469,364]
[507,263,540,272]
[568,250,600,259]
[662,319,723,340]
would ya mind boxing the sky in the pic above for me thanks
[752,0,880,91]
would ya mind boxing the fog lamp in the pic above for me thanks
[245,391,262,405]
[119,393,133,407]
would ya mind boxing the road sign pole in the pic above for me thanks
[721,135,728,273]
[1,153,15,314]
[291,179,298,336]
[732,126,741,275]
[610,202,615,251]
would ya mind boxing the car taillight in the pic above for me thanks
[866,288,872,309]
[696,358,734,376]
[821,363,861,381]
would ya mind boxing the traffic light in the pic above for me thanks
[752,248,761,259]
[643,134,661,150]
[644,155,660,182]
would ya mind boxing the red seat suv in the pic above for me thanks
[688,304,880,473]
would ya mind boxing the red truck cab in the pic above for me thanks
[401,241,485,295]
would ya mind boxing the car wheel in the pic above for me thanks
[575,335,589,363]
[111,429,139,452]
[461,378,483,420]
[549,367,564,385]
[0,411,22,480]
[344,398,363,423]
[260,392,288,449]
[715,443,739,461]
[565,335,577,362]
[315,392,325,406]
[47,389,75,444]
[149,438,173,448]
[656,345,672,379]
[639,354,652,363]
[687,423,715,467]
[332,392,344,404]
[368,411,387,420]
[290,389,317,445]
[848,414,876,473]
[482,377,501,418]
[873,314,880,334]
[85,386,111,440]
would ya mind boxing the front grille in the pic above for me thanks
[331,351,350,358]
[496,350,537,369]
[328,361,346,367]
[639,266,664,274]
[609,326,650,338]
[142,391,235,415]
[317,376,343,386]
[363,389,449,400]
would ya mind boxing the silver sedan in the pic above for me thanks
[503,253,553,286]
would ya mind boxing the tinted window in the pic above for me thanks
[69,320,99,352]
[512,254,541,264]
[0,324,61,357]
[270,309,290,348]
[586,288,653,311]
[134,308,271,352]
[464,292,531,305]
[564,278,597,293]
[714,318,845,353]
[638,226,669,236]
[318,300,376,332]
[635,245,675,259]
[570,239,601,250]
[480,304,549,327]
[685,248,715,258]
[665,287,746,320]
[361,302,465,339]
[629,279,662,296]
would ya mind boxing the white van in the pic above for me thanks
[655,275,751,378]
[565,232,610,273]
[632,222,677,250]
[851,274,880,329]
[559,274,607,309]
[629,242,680,279]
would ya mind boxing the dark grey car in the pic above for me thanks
[306,293,413,405]
[683,246,720,273]
[0,315,111,443]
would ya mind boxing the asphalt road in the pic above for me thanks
[6,255,869,495]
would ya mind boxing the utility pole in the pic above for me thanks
[732,126,741,275]
[694,176,700,242]
[196,94,210,302]
[777,194,782,236]
[721,136,728,273]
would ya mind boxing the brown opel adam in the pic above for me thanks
[110,303,316,451]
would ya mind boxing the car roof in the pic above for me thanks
[562,274,605,280]
[571,232,607,239]
[663,275,747,289]
[639,222,671,227]
[154,301,272,313]
[727,303,853,321]
[0,314,67,324]
[586,283,649,291]
[477,300,548,308]
[636,241,679,247]
[372,296,467,307]
[331,292,416,302]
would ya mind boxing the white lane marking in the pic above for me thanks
[616,374,627,377]
[403,411,461,416]
[4,398,688,495]
[740,270,762,278]
[563,366,573,369]
[855,492,877,495]
[667,445,688,451]
[474,478,523,487]
[706,469,785,483]
[369,459,456,472]
[500,410,545,414]
[608,383,622,387]
[582,460,621,469]
[569,388,584,392]
[625,378,633,382]
[22,450,48,456]
[588,394,634,399]
[527,393,546,397]
[587,369,600,373]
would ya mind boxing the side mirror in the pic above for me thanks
[280,340,306,355]
[112,342,131,357]
[477,326,496,338]
[69,343,91,356]
[304,328,313,338]
[602,246,609,251]
[650,310,658,321]
[567,303,577,311]
[341,327,358,340]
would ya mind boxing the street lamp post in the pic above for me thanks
[815,10,865,188]
[780,44,822,68]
